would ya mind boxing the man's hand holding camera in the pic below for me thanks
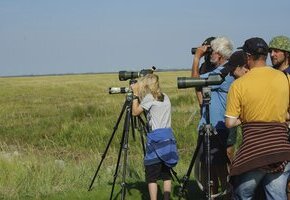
[192,45,211,77]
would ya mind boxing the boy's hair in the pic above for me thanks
[138,74,164,102]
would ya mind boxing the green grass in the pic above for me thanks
[0,71,210,199]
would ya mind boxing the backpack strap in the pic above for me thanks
[284,72,290,111]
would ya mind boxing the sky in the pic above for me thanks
[0,0,290,77]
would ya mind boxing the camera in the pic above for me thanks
[191,46,213,55]
[108,87,131,94]
[119,66,156,81]
[177,74,224,88]
[191,36,216,55]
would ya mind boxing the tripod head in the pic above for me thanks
[108,78,137,100]
[202,87,211,103]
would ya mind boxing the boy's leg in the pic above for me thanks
[163,180,171,200]
[148,183,158,200]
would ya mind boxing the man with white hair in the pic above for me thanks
[192,36,234,196]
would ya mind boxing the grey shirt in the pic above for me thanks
[140,93,171,131]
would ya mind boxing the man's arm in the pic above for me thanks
[191,45,211,106]
[132,97,144,116]
[191,55,201,77]
[225,116,241,128]
[131,82,144,116]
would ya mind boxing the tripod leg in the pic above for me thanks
[137,116,147,156]
[178,134,204,199]
[121,115,130,200]
[131,115,136,141]
[170,168,180,183]
[208,129,231,199]
[88,100,127,191]
[204,128,212,200]
[110,105,131,200]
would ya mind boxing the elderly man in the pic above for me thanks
[192,36,234,196]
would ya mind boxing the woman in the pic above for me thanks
[131,73,178,200]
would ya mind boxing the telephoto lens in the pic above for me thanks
[118,71,139,81]
[108,87,130,94]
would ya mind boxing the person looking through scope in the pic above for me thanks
[130,73,179,200]
[191,36,234,197]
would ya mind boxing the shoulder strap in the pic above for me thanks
[284,72,290,112]
[284,72,290,98]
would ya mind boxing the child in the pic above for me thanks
[131,74,178,200]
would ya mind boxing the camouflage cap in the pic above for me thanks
[269,35,290,53]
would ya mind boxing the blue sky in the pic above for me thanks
[0,0,289,76]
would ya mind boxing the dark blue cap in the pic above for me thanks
[238,37,268,55]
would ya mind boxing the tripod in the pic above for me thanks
[88,91,147,200]
[178,87,228,200]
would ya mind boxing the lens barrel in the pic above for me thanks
[177,77,206,88]
[109,87,130,94]
[177,74,224,88]
[119,71,139,81]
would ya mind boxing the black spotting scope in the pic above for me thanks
[177,73,224,88]
[119,66,156,81]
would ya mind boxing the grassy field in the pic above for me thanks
[0,71,207,199]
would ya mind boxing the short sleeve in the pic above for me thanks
[140,94,154,111]
[225,82,241,118]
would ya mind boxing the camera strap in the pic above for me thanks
[284,72,290,110]
[283,72,290,142]
[144,108,152,133]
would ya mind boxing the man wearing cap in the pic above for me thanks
[225,37,290,200]
[269,35,290,200]
[192,36,234,196]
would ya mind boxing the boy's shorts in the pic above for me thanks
[145,162,171,183]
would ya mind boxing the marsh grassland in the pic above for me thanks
[0,71,206,199]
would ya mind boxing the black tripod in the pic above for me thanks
[88,90,147,200]
[178,87,228,200]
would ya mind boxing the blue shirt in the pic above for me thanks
[283,66,290,74]
[198,66,234,130]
